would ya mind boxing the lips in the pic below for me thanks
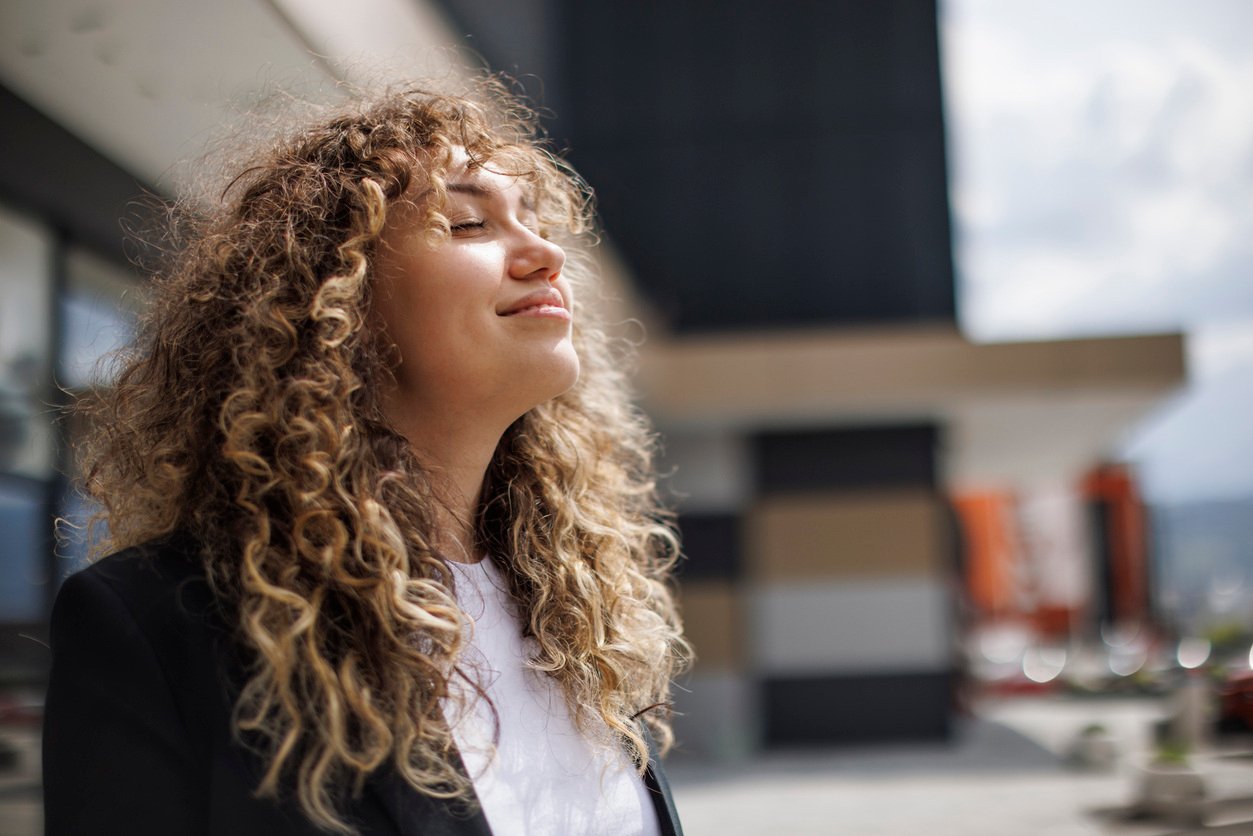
[499,288,567,316]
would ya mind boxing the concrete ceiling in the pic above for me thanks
[0,0,464,193]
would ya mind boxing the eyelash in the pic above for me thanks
[448,216,546,237]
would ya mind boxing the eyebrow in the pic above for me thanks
[446,182,495,198]
[446,180,537,211]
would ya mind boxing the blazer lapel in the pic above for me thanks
[364,753,494,836]
[639,723,685,836]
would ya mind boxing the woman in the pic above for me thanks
[43,80,688,835]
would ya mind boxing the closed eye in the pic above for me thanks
[450,219,486,234]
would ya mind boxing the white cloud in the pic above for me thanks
[1192,321,1253,381]
[943,0,1253,341]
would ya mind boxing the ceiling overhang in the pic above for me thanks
[638,326,1187,489]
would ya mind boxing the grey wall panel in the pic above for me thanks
[671,670,758,759]
[750,578,951,674]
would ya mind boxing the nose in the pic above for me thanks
[509,226,566,283]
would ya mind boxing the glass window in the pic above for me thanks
[60,246,146,390]
[0,475,47,623]
[55,248,146,586]
[0,202,53,478]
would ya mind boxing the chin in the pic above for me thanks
[536,345,581,403]
[506,342,580,417]
[546,351,582,400]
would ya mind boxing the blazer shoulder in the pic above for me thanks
[75,532,204,588]
[44,535,241,835]
[60,533,220,632]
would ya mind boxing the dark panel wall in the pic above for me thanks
[676,512,742,581]
[763,671,953,745]
[755,424,940,494]
[558,0,956,332]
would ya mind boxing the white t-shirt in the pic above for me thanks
[444,558,662,836]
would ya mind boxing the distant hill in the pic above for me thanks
[1151,497,1253,627]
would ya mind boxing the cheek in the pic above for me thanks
[371,263,430,369]
[373,252,450,332]
[556,276,575,307]
[370,274,409,344]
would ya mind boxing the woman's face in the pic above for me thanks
[371,154,580,433]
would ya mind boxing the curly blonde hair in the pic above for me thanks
[78,79,688,832]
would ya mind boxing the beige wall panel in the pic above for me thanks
[640,328,1185,423]
[747,491,946,582]
[678,580,744,672]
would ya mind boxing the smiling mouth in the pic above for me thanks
[503,303,571,321]
[500,288,569,318]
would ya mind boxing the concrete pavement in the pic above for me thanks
[666,696,1253,835]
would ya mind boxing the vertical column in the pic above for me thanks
[749,425,957,745]
[1084,464,1150,629]
[664,431,757,758]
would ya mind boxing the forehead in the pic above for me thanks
[445,143,542,194]
[385,148,544,229]
[444,162,534,205]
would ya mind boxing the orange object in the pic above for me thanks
[953,491,1020,617]
[1083,464,1149,625]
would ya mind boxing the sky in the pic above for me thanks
[941,0,1253,504]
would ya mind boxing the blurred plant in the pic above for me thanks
[1067,722,1118,772]
[1154,739,1190,766]
[1204,621,1252,654]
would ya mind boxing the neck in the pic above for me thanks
[387,402,511,564]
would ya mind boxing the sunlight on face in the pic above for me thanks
[371,153,580,437]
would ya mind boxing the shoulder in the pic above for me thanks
[69,531,206,595]
[47,531,241,746]
[50,532,234,683]
[56,533,218,631]
[44,536,247,834]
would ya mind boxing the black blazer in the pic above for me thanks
[43,537,684,835]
